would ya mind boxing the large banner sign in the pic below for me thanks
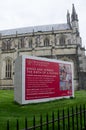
[14,55,74,104]
[25,59,60,100]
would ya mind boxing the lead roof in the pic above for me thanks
[0,23,71,36]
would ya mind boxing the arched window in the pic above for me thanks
[5,59,12,78]
[59,36,65,45]
[68,39,71,45]
[29,38,33,48]
[2,41,6,50]
[44,37,50,46]
[35,36,40,47]
[18,37,25,48]
[2,39,11,50]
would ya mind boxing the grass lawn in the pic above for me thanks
[0,90,86,130]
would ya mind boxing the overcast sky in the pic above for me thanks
[0,0,86,49]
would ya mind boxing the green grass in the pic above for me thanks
[0,90,86,130]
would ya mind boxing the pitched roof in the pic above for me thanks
[0,23,71,36]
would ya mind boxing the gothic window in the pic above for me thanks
[2,39,11,50]
[68,39,71,44]
[18,37,25,48]
[2,41,6,50]
[5,59,12,78]
[35,36,40,47]
[29,38,33,48]
[59,36,65,45]
[44,37,50,46]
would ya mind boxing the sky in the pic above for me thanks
[0,0,86,49]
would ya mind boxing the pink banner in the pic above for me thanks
[25,59,72,100]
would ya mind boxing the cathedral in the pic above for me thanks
[0,4,86,89]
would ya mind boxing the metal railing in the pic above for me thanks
[6,104,86,130]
